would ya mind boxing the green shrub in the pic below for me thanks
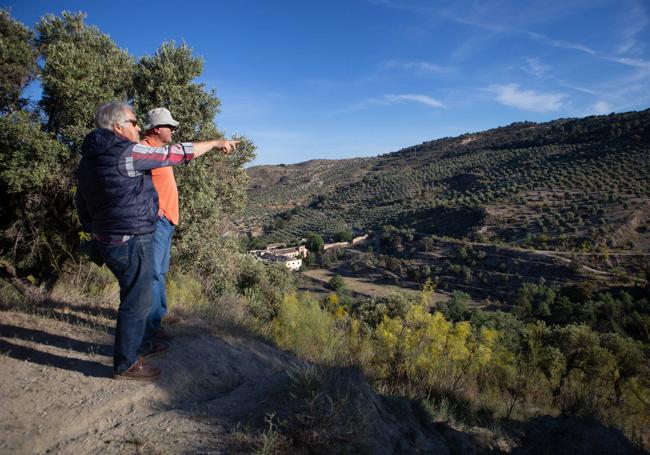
[166,272,210,312]
[272,294,349,365]
[328,274,346,293]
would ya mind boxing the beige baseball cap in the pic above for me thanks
[143,107,180,131]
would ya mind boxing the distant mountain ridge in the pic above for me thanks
[242,109,650,255]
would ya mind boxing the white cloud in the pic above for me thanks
[616,0,648,55]
[555,80,600,96]
[488,84,566,112]
[523,57,551,77]
[333,93,446,114]
[383,59,455,75]
[525,30,650,70]
[384,94,446,108]
[367,0,650,70]
[587,101,613,115]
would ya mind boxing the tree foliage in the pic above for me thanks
[305,232,324,253]
[328,274,346,293]
[133,41,218,139]
[131,40,256,279]
[36,12,134,149]
[0,111,73,277]
[333,229,353,243]
[0,10,255,287]
[0,10,38,113]
[270,290,650,446]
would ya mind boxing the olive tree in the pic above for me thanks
[36,12,134,149]
[0,10,38,113]
[1,10,256,295]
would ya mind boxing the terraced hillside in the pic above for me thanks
[242,110,650,268]
[244,158,374,238]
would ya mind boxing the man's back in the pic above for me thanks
[78,128,158,236]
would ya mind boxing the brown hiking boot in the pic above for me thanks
[113,357,161,381]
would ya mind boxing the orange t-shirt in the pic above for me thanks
[141,136,179,225]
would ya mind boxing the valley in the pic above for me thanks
[241,109,650,305]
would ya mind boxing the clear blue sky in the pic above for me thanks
[4,0,650,165]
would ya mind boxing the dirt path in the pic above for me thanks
[419,234,647,282]
[526,249,610,275]
[301,268,421,299]
[0,303,294,454]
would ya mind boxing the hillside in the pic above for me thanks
[2,9,647,455]
[243,109,650,259]
[2,285,645,454]
[0,297,453,454]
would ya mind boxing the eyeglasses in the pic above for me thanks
[122,119,138,127]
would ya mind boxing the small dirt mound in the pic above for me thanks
[211,365,451,454]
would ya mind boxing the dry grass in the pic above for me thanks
[49,259,119,307]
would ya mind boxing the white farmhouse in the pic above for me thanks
[248,245,307,271]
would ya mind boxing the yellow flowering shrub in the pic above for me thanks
[272,294,348,364]
[374,301,497,392]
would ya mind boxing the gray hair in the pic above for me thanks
[95,102,132,129]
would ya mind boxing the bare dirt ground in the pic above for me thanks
[0,301,298,454]
[300,268,421,299]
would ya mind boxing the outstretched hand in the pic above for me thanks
[191,139,241,159]
[216,140,239,154]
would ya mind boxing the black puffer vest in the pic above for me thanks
[77,129,158,235]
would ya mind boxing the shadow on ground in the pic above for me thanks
[0,338,110,378]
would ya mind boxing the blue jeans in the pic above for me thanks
[146,217,175,336]
[97,233,153,373]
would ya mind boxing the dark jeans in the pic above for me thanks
[146,216,175,336]
[97,233,153,373]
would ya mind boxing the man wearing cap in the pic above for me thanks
[141,108,181,343]
[76,101,238,380]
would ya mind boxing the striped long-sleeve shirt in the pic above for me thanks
[119,142,195,177]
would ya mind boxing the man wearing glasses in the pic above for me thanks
[141,108,182,347]
[76,102,238,380]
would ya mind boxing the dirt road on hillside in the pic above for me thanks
[301,268,423,299]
